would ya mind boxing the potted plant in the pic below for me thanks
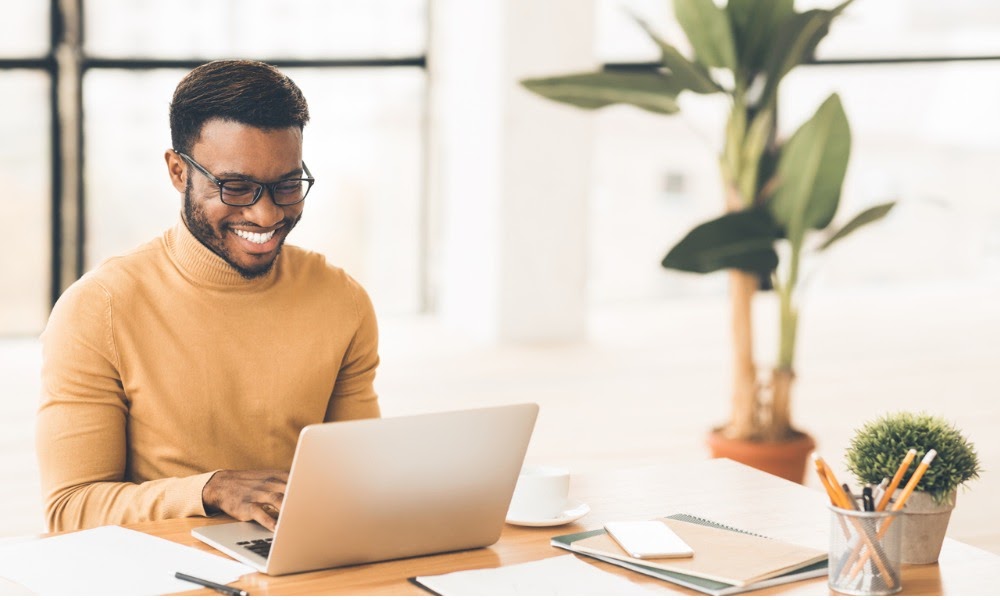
[845,412,980,564]
[521,0,895,481]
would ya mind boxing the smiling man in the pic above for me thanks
[36,60,380,533]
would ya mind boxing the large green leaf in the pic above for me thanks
[662,208,782,274]
[737,109,774,204]
[768,93,851,243]
[673,0,737,71]
[520,71,683,114]
[727,0,795,81]
[759,0,854,109]
[818,202,896,251]
[631,15,723,94]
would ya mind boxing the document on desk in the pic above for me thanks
[0,525,256,595]
[412,554,657,595]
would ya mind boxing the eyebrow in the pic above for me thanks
[215,167,305,181]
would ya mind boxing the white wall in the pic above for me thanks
[428,0,596,343]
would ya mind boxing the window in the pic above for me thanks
[590,0,1000,304]
[0,2,51,335]
[0,0,428,336]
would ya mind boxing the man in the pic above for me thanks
[36,60,380,533]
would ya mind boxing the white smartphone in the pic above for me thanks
[604,520,694,559]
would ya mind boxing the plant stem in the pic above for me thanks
[723,183,761,440]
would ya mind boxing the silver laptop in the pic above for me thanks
[192,403,538,576]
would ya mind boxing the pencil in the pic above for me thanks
[876,448,917,511]
[847,449,938,580]
[815,455,896,587]
[889,449,937,512]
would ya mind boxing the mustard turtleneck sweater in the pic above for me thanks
[37,221,380,532]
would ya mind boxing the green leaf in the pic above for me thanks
[727,0,795,80]
[662,208,782,274]
[721,105,747,192]
[520,71,683,115]
[737,109,774,204]
[818,202,896,251]
[673,0,737,71]
[768,93,851,244]
[630,15,723,95]
[759,0,854,109]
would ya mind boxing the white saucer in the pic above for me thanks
[505,499,591,527]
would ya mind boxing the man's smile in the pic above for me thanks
[232,228,278,245]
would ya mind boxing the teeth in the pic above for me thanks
[234,229,276,244]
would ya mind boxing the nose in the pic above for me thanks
[242,186,285,228]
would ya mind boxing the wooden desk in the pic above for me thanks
[122,459,996,595]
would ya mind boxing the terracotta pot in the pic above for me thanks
[706,429,816,483]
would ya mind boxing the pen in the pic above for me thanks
[873,477,889,506]
[841,483,861,511]
[814,455,896,587]
[175,572,249,596]
[846,449,939,581]
[862,486,874,511]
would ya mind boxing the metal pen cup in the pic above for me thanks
[828,504,904,595]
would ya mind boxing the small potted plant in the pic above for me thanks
[845,412,980,564]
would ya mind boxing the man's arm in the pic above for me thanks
[36,279,217,532]
[324,279,381,422]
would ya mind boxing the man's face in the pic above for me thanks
[170,119,306,279]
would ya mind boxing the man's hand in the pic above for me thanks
[202,470,289,531]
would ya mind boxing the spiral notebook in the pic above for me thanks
[551,514,828,596]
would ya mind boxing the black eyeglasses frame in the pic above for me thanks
[176,151,315,207]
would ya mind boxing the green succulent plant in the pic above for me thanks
[845,412,980,504]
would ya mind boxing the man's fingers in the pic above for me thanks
[251,503,279,532]
[248,489,285,512]
[202,469,290,521]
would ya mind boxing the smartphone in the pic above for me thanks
[604,520,694,559]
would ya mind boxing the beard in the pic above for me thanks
[183,179,300,280]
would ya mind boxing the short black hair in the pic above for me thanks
[169,59,310,154]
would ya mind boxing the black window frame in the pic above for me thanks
[0,0,428,312]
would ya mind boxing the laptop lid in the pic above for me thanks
[192,403,538,576]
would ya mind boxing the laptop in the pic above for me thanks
[191,403,538,576]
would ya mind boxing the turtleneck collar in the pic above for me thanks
[164,219,280,290]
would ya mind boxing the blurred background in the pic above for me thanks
[2,0,998,552]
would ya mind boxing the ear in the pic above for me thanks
[165,150,187,194]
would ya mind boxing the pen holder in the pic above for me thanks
[827,505,904,595]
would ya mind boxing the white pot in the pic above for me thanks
[894,489,956,565]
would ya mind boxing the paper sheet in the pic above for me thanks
[415,554,658,596]
[0,526,256,596]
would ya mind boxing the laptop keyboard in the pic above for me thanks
[238,537,273,559]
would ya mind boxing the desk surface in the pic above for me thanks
[122,459,997,595]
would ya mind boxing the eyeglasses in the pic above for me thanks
[176,151,315,207]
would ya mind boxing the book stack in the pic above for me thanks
[551,514,828,596]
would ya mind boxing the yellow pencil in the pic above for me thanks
[815,455,896,582]
[889,449,937,512]
[815,455,896,587]
[876,448,917,511]
[812,453,844,506]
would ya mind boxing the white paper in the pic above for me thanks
[0,525,256,596]
[416,554,658,596]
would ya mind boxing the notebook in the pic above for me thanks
[192,403,538,576]
[552,514,828,596]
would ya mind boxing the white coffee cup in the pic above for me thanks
[507,465,570,520]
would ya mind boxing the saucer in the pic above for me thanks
[505,499,590,527]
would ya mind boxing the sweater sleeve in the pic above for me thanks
[36,278,215,533]
[324,278,381,422]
